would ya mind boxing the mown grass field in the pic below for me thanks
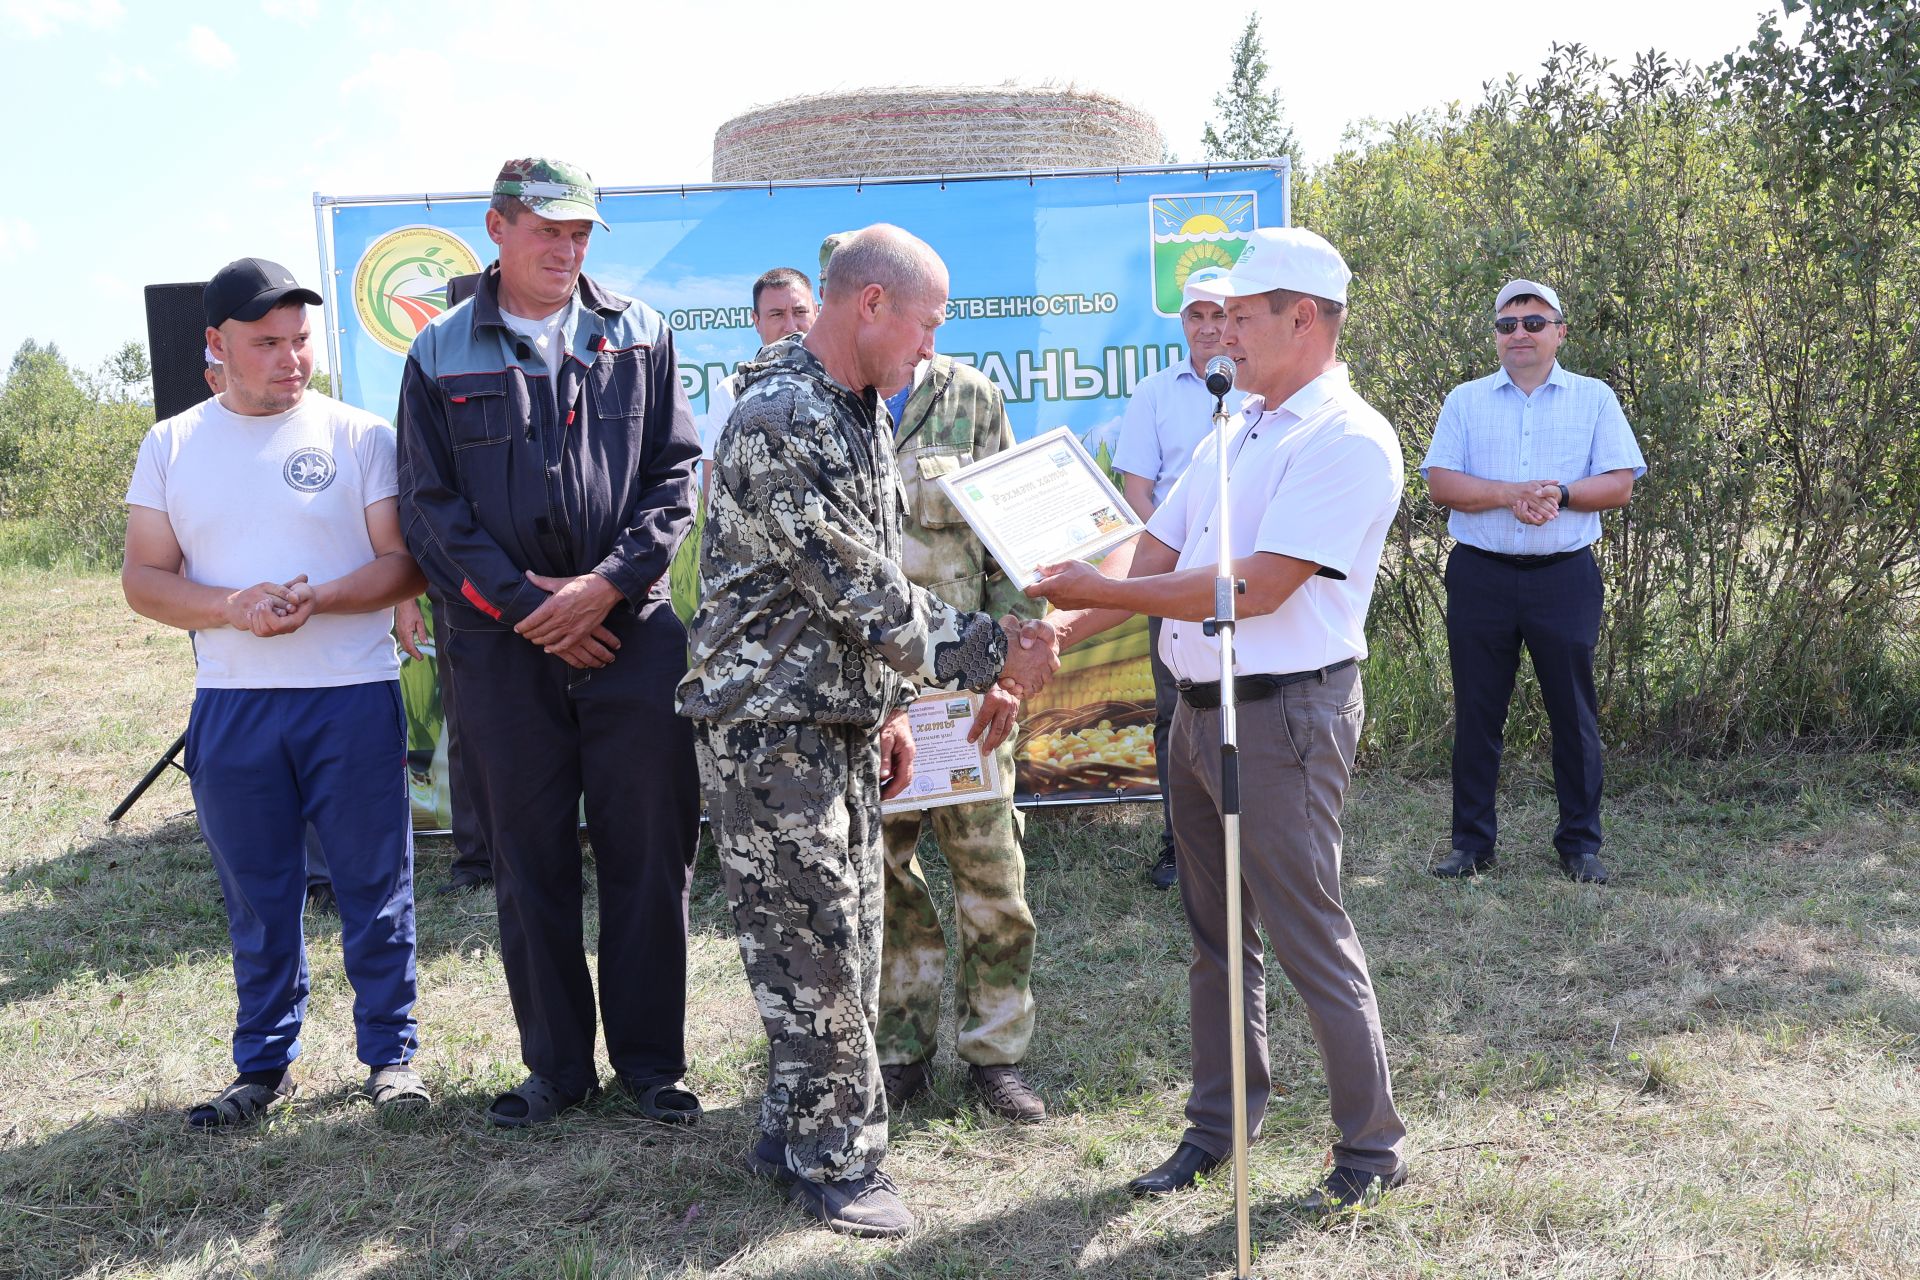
[1,566,1915,1278]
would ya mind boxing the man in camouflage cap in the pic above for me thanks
[819,232,1048,1125]
[398,155,703,1130]
[677,224,1060,1238]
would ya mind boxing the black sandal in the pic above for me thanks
[485,1073,597,1128]
[186,1072,296,1130]
[621,1076,702,1126]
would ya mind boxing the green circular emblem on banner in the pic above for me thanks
[352,226,483,356]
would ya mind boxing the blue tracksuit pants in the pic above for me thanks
[185,681,419,1074]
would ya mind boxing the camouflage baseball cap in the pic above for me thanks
[818,230,854,288]
[493,157,609,230]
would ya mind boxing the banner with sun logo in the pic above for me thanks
[1151,192,1258,316]
[319,163,1287,821]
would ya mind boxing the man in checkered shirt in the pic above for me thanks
[1421,278,1646,886]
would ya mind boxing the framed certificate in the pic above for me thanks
[881,692,1004,814]
[934,427,1145,586]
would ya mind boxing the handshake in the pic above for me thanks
[946,614,1063,758]
[997,613,1062,698]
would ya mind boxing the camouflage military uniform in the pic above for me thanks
[677,336,1009,1184]
[880,355,1042,1070]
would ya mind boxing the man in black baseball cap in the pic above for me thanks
[122,252,432,1127]
[204,257,323,329]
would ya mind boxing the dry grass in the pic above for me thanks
[0,565,1916,1279]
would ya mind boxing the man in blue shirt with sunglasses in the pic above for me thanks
[1420,279,1645,885]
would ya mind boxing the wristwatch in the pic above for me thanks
[1558,483,1572,510]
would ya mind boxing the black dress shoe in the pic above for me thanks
[1430,848,1495,878]
[1127,1141,1223,1196]
[434,868,493,897]
[1149,849,1178,891]
[1293,1161,1408,1214]
[1560,852,1610,884]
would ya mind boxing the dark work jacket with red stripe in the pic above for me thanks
[396,264,700,629]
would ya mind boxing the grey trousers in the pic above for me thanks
[1168,661,1406,1174]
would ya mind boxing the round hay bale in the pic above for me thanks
[711,85,1164,182]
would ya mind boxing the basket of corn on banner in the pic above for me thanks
[1015,611,1158,796]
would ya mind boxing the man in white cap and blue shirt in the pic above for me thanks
[1421,279,1644,885]
[1114,266,1246,890]
[1028,226,1409,1211]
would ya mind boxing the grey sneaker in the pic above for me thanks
[786,1165,914,1238]
[880,1059,929,1110]
[746,1131,792,1183]
[969,1063,1046,1122]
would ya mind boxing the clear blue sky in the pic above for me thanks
[0,0,1786,376]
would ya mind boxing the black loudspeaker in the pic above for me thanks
[145,282,211,423]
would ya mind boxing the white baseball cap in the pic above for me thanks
[1495,279,1563,315]
[1186,226,1351,306]
[1180,267,1230,312]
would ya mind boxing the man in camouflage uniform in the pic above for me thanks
[813,234,1047,1124]
[678,224,1058,1238]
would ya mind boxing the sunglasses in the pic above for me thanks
[1494,315,1561,335]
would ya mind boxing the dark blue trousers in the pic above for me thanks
[186,682,419,1074]
[439,596,699,1099]
[1445,544,1605,859]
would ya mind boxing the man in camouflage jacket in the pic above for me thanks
[877,348,1048,1123]
[677,225,1057,1239]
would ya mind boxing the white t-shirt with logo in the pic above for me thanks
[125,392,401,690]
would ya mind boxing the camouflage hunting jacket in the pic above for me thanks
[676,337,1008,728]
[894,355,1040,622]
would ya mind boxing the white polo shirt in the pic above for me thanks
[1147,365,1403,682]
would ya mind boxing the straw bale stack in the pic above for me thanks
[711,85,1163,182]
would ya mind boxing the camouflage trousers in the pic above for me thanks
[879,739,1036,1067]
[695,718,887,1184]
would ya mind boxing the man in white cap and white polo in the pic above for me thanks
[1027,226,1409,1212]
[1421,279,1644,886]
[1114,266,1246,890]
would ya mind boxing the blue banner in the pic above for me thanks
[325,166,1286,455]
[319,165,1288,819]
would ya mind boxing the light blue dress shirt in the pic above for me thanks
[1419,362,1646,555]
[1113,360,1246,506]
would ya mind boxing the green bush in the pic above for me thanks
[0,341,152,567]
[1305,9,1920,757]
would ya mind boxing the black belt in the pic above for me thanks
[1459,544,1589,569]
[1177,658,1356,709]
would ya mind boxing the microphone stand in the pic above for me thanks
[1201,375,1251,1279]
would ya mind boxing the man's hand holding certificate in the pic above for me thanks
[935,428,1145,587]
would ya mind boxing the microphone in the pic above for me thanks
[1205,356,1235,398]
[514,342,532,361]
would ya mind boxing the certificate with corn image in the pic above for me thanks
[881,692,1004,814]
